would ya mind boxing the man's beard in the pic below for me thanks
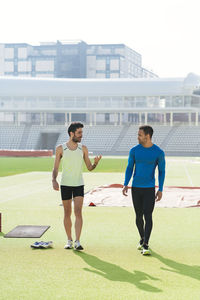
[72,137,81,143]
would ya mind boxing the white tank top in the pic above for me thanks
[60,143,84,186]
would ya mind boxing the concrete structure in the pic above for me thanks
[0,73,200,156]
[0,73,200,126]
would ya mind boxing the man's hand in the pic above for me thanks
[122,186,128,196]
[94,155,102,165]
[52,179,59,191]
[155,190,162,202]
[52,145,62,191]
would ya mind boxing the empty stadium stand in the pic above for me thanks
[0,124,200,156]
[0,125,25,150]
[164,126,200,156]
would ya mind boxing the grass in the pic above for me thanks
[0,157,128,177]
[0,203,200,300]
[0,156,199,187]
[0,158,200,299]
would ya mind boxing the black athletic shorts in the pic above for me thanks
[60,185,84,200]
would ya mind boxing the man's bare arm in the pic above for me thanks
[52,145,62,190]
[83,145,102,171]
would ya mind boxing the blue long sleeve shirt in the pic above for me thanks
[124,144,165,191]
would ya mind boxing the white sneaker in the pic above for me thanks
[74,240,84,251]
[30,241,43,248]
[137,239,144,250]
[141,246,151,255]
[137,243,144,250]
[40,241,53,249]
[64,240,73,249]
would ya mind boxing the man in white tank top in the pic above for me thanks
[52,122,102,250]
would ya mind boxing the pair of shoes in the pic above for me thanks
[64,240,84,250]
[31,241,53,249]
[64,240,73,249]
[141,244,151,255]
[74,240,84,251]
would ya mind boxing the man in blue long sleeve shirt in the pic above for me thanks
[122,125,165,255]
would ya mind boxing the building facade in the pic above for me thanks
[0,40,157,79]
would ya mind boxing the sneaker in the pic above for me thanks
[64,240,73,249]
[31,241,43,248]
[40,241,53,249]
[74,240,84,251]
[137,239,144,250]
[141,244,151,255]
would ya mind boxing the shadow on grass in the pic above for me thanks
[74,251,162,293]
[0,232,4,237]
[152,251,200,282]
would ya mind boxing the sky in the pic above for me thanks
[0,0,199,78]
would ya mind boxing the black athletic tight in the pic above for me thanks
[131,187,155,245]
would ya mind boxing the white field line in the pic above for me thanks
[0,186,50,203]
[183,164,194,187]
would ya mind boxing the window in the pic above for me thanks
[124,97,135,108]
[51,97,63,108]
[64,97,75,108]
[147,97,159,108]
[18,61,31,72]
[35,60,54,71]
[191,97,200,107]
[88,97,99,108]
[96,59,106,70]
[76,97,87,108]
[100,97,111,107]
[172,96,184,107]
[184,96,191,107]
[111,97,122,107]
[110,59,119,70]
[4,62,14,72]
[18,47,28,59]
[135,97,146,108]
[5,48,14,59]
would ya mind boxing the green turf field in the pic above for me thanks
[1,205,200,300]
[0,156,129,176]
[0,156,200,186]
[0,158,200,299]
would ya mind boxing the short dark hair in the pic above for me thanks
[139,125,153,138]
[68,122,84,136]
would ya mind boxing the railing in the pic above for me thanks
[1,96,200,111]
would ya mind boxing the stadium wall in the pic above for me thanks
[0,150,53,157]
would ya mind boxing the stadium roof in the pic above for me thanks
[0,73,200,98]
